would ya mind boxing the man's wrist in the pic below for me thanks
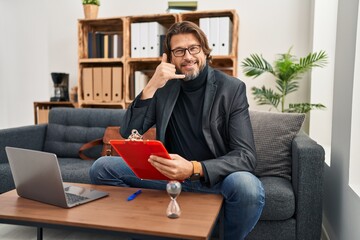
[141,85,156,100]
[189,161,202,181]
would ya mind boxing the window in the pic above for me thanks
[348,1,360,195]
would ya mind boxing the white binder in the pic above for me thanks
[113,34,118,58]
[131,23,140,58]
[199,18,210,40]
[209,17,220,55]
[218,17,232,55]
[148,22,166,57]
[139,22,149,57]
[134,71,149,97]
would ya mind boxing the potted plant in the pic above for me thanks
[241,47,328,113]
[82,0,100,19]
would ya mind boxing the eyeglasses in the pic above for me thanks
[171,45,202,57]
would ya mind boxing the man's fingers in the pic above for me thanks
[161,53,168,63]
[174,74,186,79]
[158,54,185,79]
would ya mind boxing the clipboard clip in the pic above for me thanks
[127,129,143,141]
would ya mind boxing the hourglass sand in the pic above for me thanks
[166,181,182,218]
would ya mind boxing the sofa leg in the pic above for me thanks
[37,227,43,240]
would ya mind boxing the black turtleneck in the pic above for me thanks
[165,64,214,162]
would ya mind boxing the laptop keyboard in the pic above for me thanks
[66,192,89,205]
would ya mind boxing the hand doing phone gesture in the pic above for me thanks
[141,53,185,99]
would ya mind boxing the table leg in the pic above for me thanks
[219,205,224,240]
[37,227,43,240]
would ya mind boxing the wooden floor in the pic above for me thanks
[0,224,131,240]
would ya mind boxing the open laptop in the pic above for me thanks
[5,146,108,208]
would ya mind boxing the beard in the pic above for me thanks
[177,60,205,81]
[183,70,200,81]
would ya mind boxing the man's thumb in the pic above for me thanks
[161,53,168,63]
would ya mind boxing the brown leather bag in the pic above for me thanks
[78,127,156,160]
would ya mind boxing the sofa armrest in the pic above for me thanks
[291,132,325,240]
[0,124,47,164]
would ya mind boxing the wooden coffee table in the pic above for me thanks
[0,183,223,240]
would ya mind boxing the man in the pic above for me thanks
[90,21,265,240]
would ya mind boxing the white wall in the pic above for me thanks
[0,0,313,129]
[322,0,360,239]
[349,0,360,197]
[309,0,337,166]
[0,0,50,128]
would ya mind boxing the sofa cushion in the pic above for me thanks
[259,176,295,220]
[57,158,95,184]
[246,218,296,240]
[249,111,305,180]
[44,108,126,159]
[0,163,15,193]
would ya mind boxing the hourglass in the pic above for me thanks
[166,181,182,219]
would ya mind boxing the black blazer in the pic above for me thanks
[121,66,257,186]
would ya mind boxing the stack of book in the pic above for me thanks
[166,1,197,13]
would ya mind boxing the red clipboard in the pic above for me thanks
[109,139,171,180]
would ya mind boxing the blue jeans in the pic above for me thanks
[89,156,265,240]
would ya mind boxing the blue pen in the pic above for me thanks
[127,189,142,201]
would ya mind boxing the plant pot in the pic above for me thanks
[83,4,99,19]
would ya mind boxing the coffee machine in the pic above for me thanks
[50,72,69,102]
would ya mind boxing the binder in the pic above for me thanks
[199,18,210,40]
[134,71,142,97]
[113,34,118,58]
[107,34,114,58]
[38,108,50,124]
[102,67,112,102]
[117,34,123,57]
[87,32,93,58]
[148,22,166,57]
[95,32,104,58]
[93,67,102,101]
[82,67,93,101]
[139,22,149,57]
[209,17,220,55]
[92,32,97,58]
[159,34,166,55]
[129,72,135,100]
[130,23,140,58]
[112,67,122,101]
[134,71,149,97]
[104,34,109,58]
[218,17,232,55]
[114,33,123,58]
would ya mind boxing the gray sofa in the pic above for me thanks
[0,107,325,240]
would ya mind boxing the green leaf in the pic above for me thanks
[251,86,281,109]
[299,50,328,69]
[285,103,326,113]
[241,54,275,78]
[285,81,299,95]
[82,0,100,6]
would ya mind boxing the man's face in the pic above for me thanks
[170,33,206,81]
